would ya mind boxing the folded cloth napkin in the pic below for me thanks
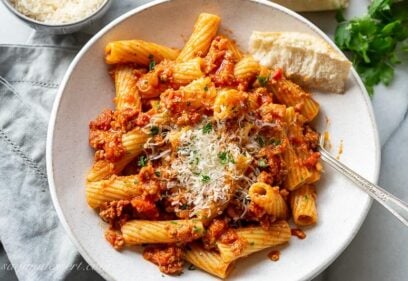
[0,1,407,281]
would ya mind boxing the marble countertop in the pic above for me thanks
[0,3,31,44]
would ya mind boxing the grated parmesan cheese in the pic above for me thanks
[10,0,106,24]
[170,122,245,217]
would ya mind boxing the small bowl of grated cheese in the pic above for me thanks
[2,0,112,34]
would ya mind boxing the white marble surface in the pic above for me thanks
[0,1,407,281]
[0,2,31,44]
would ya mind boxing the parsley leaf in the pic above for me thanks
[256,136,265,147]
[179,204,189,210]
[218,151,235,164]
[148,54,156,71]
[201,175,211,183]
[258,158,268,168]
[256,136,281,147]
[193,225,202,233]
[137,155,147,167]
[257,75,269,87]
[202,123,212,134]
[335,0,408,96]
[150,126,159,136]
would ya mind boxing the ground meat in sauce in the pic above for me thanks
[99,200,132,227]
[105,229,125,250]
[89,108,152,162]
[268,250,280,261]
[291,228,307,239]
[143,245,184,275]
[304,126,320,149]
[89,109,113,131]
[258,211,279,228]
[166,221,203,243]
[257,171,274,185]
[130,197,159,220]
[202,219,228,250]
[260,103,286,123]
[257,150,287,186]
[219,228,246,257]
[304,152,320,168]
[89,130,125,162]
[160,89,205,126]
[111,108,143,132]
[203,36,229,74]
[212,50,236,87]
[279,188,290,202]
[138,165,166,199]
[247,201,266,219]
[247,88,273,110]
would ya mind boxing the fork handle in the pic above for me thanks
[319,148,408,227]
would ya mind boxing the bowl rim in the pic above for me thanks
[46,0,380,280]
[2,0,111,27]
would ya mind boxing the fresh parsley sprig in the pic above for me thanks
[335,0,408,96]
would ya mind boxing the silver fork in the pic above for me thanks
[318,135,408,227]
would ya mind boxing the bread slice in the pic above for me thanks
[272,0,349,12]
[249,31,352,93]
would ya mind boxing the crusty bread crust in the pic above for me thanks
[249,31,352,93]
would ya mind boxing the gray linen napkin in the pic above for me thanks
[0,1,407,281]
[0,44,79,281]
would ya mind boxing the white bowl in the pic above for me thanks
[2,0,112,34]
[47,0,380,280]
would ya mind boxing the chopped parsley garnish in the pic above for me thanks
[218,151,235,165]
[202,122,212,134]
[179,204,189,210]
[201,175,211,183]
[257,75,269,87]
[271,139,281,146]
[150,126,159,136]
[258,158,268,168]
[193,225,202,233]
[304,195,309,201]
[204,85,208,91]
[148,54,156,71]
[256,136,265,147]
[137,155,147,167]
[154,170,161,177]
[256,136,281,147]
[133,179,139,185]
[190,157,200,165]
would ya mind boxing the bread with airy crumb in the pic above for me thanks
[249,31,352,93]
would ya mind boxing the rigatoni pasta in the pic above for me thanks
[122,219,204,245]
[113,64,141,111]
[85,12,323,278]
[290,185,318,226]
[216,221,291,263]
[184,243,235,279]
[176,13,221,62]
[105,39,179,65]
